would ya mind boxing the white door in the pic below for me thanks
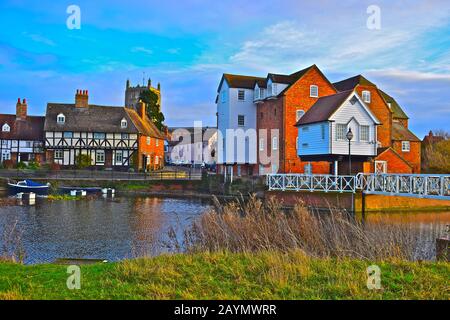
[375,161,387,174]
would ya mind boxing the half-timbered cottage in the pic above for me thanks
[44,90,165,170]
[0,98,45,165]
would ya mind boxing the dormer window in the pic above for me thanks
[310,85,318,98]
[362,90,371,103]
[2,123,10,132]
[121,118,128,128]
[57,113,65,124]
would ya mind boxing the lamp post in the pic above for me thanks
[346,128,354,175]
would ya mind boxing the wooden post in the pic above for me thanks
[436,237,449,261]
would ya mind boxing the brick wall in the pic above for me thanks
[375,148,413,173]
[138,136,165,170]
[283,67,336,173]
[392,140,421,173]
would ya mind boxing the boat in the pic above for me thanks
[7,180,50,196]
[59,186,103,195]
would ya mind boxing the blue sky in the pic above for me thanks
[0,0,449,138]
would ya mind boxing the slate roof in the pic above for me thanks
[391,122,420,142]
[0,115,45,140]
[332,75,376,91]
[295,90,354,125]
[218,74,266,91]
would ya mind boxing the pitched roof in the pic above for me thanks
[295,90,354,125]
[332,75,376,91]
[218,74,265,91]
[392,122,420,142]
[379,90,409,119]
[44,103,140,134]
[377,147,413,168]
[124,108,165,139]
[0,115,45,140]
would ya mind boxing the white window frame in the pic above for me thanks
[259,138,264,151]
[310,85,318,98]
[375,160,387,174]
[96,150,105,164]
[238,89,245,101]
[2,123,10,132]
[296,110,305,122]
[121,119,128,128]
[360,125,370,141]
[156,139,159,147]
[272,137,278,150]
[115,151,123,164]
[57,113,65,124]
[402,141,410,152]
[362,90,371,103]
[147,136,151,145]
[54,150,64,160]
[336,124,347,141]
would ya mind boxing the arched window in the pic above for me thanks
[121,118,128,128]
[57,113,65,124]
[2,123,10,132]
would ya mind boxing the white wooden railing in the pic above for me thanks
[267,173,450,200]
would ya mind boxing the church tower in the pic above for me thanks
[125,78,161,111]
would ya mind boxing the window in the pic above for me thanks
[387,102,392,109]
[272,84,278,96]
[2,123,10,132]
[296,110,305,121]
[274,108,277,116]
[54,150,63,159]
[115,151,123,163]
[310,85,318,98]
[238,115,245,126]
[96,150,105,163]
[57,113,65,124]
[147,136,151,145]
[267,83,272,96]
[63,132,73,139]
[321,124,326,140]
[336,124,347,140]
[238,90,245,101]
[360,125,370,141]
[272,137,278,150]
[121,119,128,128]
[304,162,312,174]
[156,139,159,146]
[402,141,410,152]
[93,132,106,140]
[259,138,264,151]
[260,88,265,99]
[302,143,309,148]
[362,91,371,103]
[121,133,129,139]
[155,156,159,165]
[302,126,309,132]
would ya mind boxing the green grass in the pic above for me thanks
[0,251,448,300]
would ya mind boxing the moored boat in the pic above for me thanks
[7,180,50,196]
[59,186,103,194]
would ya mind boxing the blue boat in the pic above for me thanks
[59,186,103,195]
[7,180,51,196]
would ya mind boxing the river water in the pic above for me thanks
[0,195,448,264]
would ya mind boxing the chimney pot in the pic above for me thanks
[23,98,26,104]
[17,98,21,103]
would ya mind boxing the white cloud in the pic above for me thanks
[131,46,153,55]
[367,69,450,82]
[23,32,56,46]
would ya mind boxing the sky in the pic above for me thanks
[0,0,449,138]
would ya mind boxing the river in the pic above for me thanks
[0,195,448,264]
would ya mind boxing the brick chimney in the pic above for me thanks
[75,89,89,108]
[16,98,27,120]
[137,99,146,119]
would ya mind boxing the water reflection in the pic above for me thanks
[0,196,211,264]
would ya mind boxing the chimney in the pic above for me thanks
[75,89,89,108]
[137,99,146,119]
[148,78,152,88]
[16,98,27,120]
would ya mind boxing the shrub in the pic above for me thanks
[27,161,40,170]
[181,195,444,261]
[16,161,27,169]
[75,154,91,169]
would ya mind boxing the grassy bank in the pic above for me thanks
[0,251,448,300]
